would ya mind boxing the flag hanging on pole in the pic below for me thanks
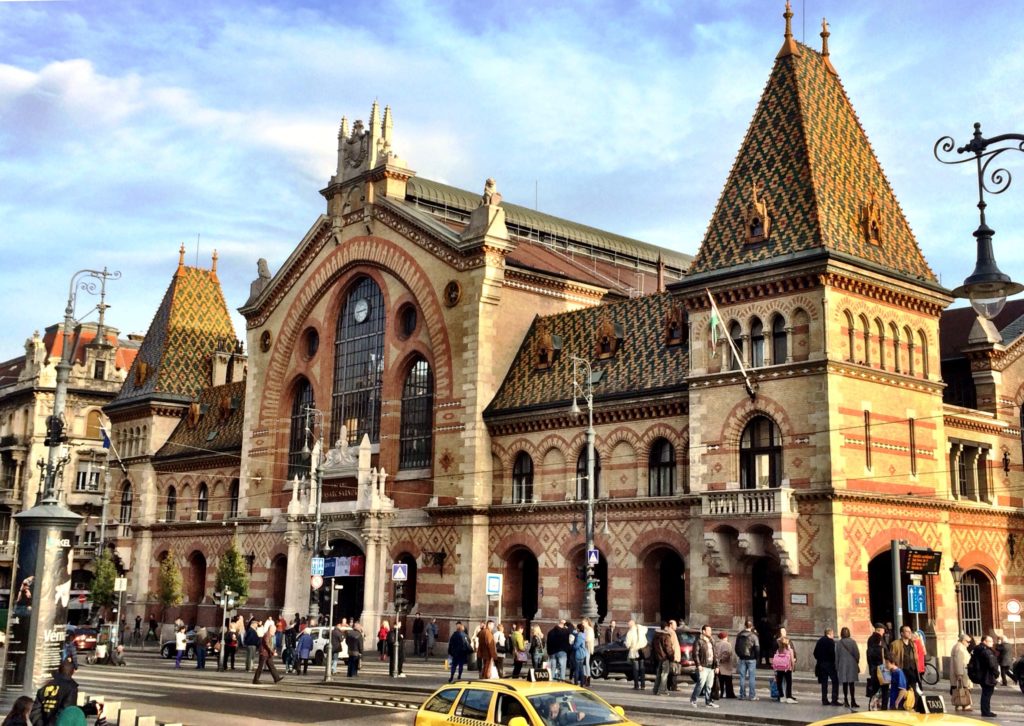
[707,290,723,357]
[100,426,111,449]
[706,289,758,399]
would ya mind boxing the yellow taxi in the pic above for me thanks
[810,711,992,725]
[414,679,641,726]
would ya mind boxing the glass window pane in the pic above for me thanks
[332,278,385,445]
[400,359,434,469]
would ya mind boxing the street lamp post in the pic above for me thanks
[935,123,1024,319]
[950,560,964,636]
[570,355,599,621]
[302,406,325,621]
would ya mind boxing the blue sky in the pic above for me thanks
[1,0,1023,358]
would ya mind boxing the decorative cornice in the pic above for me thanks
[427,495,698,526]
[818,271,946,317]
[503,269,607,304]
[244,220,333,328]
[153,457,240,474]
[825,361,946,393]
[486,398,687,437]
[682,273,821,310]
[371,204,486,272]
[800,488,1024,520]
[943,412,1008,436]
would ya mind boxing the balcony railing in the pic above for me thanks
[73,546,97,560]
[700,487,796,517]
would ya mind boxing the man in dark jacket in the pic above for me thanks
[734,619,760,700]
[412,612,425,656]
[546,621,570,682]
[813,628,840,706]
[972,635,1000,718]
[996,636,1015,686]
[30,659,78,726]
[651,622,675,696]
[865,623,888,704]
[345,621,363,677]
[244,618,260,672]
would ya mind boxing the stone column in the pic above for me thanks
[949,444,962,499]
[785,327,794,364]
[359,511,394,637]
[282,526,305,618]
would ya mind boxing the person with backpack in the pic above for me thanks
[969,635,999,718]
[448,621,472,683]
[624,620,647,690]
[772,636,797,703]
[734,619,760,700]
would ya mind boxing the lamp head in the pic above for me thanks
[569,398,581,418]
[952,223,1024,319]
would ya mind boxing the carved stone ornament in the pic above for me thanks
[480,177,502,207]
[665,305,686,346]
[534,320,555,369]
[187,402,201,428]
[745,180,772,243]
[443,280,462,308]
[218,395,232,422]
[343,119,370,169]
[260,330,272,353]
[860,190,882,245]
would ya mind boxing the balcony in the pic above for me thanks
[700,487,797,517]
[0,435,23,451]
[0,486,18,506]
[0,541,16,560]
[73,546,97,560]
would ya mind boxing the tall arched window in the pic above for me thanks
[729,322,743,371]
[648,439,675,496]
[332,277,385,445]
[740,416,782,489]
[749,318,764,368]
[288,378,315,481]
[859,315,871,366]
[844,311,856,362]
[772,315,787,365]
[119,482,133,536]
[228,479,239,519]
[165,486,177,522]
[197,482,208,522]
[399,358,434,469]
[512,452,534,504]
[576,448,602,500]
[85,411,102,440]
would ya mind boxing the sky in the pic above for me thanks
[2,0,1024,359]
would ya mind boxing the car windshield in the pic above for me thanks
[526,690,626,725]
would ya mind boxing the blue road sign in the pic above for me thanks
[587,549,600,566]
[907,584,926,614]
[310,557,325,576]
[392,563,408,581]
[486,573,503,597]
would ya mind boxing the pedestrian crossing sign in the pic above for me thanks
[392,563,408,581]
[587,549,600,566]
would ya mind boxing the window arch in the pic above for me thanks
[648,438,675,496]
[119,482,133,536]
[165,485,177,522]
[331,277,385,445]
[197,482,208,522]
[859,315,871,366]
[844,311,855,362]
[749,318,764,368]
[959,570,993,639]
[889,322,901,373]
[740,416,782,489]
[399,358,434,469]
[918,329,929,378]
[85,410,102,439]
[729,321,743,371]
[576,448,602,500]
[874,319,886,370]
[512,452,534,504]
[771,314,787,365]
[228,479,239,519]
[288,378,315,481]
[904,325,915,376]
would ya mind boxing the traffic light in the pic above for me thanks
[585,566,600,591]
[43,415,67,447]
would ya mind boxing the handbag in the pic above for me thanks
[670,662,682,676]
[487,662,499,679]
[514,650,529,663]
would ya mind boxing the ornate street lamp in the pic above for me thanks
[935,123,1024,319]
[570,355,599,620]
[949,560,964,635]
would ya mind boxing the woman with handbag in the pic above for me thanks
[836,627,861,708]
[494,623,507,678]
[510,623,528,678]
[950,633,973,712]
[528,625,547,681]
[772,636,797,704]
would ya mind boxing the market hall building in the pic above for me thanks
[102,8,1024,665]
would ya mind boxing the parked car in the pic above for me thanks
[416,679,640,726]
[305,625,349,665]
[589,625,697,680]
[160,630,195,659]
[72,627,99,652]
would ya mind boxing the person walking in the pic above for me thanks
[173,625,187,669]
[950,633,973,712]
[425,618,439,660]
[689,625,719,708]
[836,627,860,708]
[528,625,547,681]
[970,634,999,718]
[243,618,259,672]
[252,618,284,684]
[772,636,797,703]
[295,627,313,675]
[734,619,759,700]
[330,620,345,675]
[546,621,569,682]
[667,620,682,692]
[652,622,674,696]
[345,622,363,677]
[510,623,527,678]
[377,620,390,662]
[624,620,646,690]
[194,626,208,670]
[448,621,471,683]
[865,623,887,705]
[813,627,840,706]
[996,636,1014,686]
[133,616,142,646]
[715,631,736,699]
[572,623,589,686]
[223,618,239,670]
[582,618,596,688]
[494,623,507,678]
[477,621,498,679]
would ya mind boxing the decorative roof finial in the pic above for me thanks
[820,17,837,74]
[211,249,218,274]
[339,115,349,140]
[177,243,186,273]
[777,0,801,59]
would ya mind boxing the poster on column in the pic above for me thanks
[4,528,36,689]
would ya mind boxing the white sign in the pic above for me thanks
[587,549,600,566]
[311,557,325,576]
[486,572,503,597]
[1007,599,1022,615]
[310,575,323,590]
[1009,613,1021,623]
[114,577,128,592]
[392,563,408,582]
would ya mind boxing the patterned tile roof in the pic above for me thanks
[688,42,936,285]
[111,265,238,406]
[485,292,689,416]
[154,380,246,461]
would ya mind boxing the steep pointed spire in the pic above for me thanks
[777,0,801,59]
[211,249,219,276]
[820,17,837,75]
[177,243,186,274]
[339,115,349,140]
[369,99,380,131]
[382,104,393,141]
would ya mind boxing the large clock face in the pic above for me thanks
[352,297,370,323]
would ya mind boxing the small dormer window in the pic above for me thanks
[94,360,106,380]
[594,315,624,360]
[745,180,772,244]
[665,306,687,347]
[750,217,764,238]
[533,320,562,370]
[861,191,882,246]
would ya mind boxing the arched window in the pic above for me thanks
[85,411,102,440]
[197,482,208,522]
[859,315,871,366]
[740,416,782,489]
[889,323,901,373]
[165,486,177,522]
[729,321,743,371]
[918,329,929,378]
[904,325,915,376]
[576,448,602,500]
[771,315,787,365]
[845,311,856,362]
[749,318,764,368]
[648,439,675,496]
[331,277,385,445]
[288,378,315,481]
[399,358,434,469]
[512,452,534,504]
[228,479,239,519]
[119,482,133,536]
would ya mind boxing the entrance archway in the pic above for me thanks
[868,551,934,632]
[318,538,365,623]
[751,557,783,633]
[270,554,287,609]
[505,548,539,623]
[641,547,685,624]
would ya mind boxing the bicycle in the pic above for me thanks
[921,656,940,686]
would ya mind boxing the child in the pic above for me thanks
[886,654,909,710]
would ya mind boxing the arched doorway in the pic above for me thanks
[960,569,994,638]
[317,538,365,623]
[641,547,685,624]
[751,557,783,634]
[868,551,935,632]
[505,548,539,623]
[269,554,287,610]
[186,551,207,627]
